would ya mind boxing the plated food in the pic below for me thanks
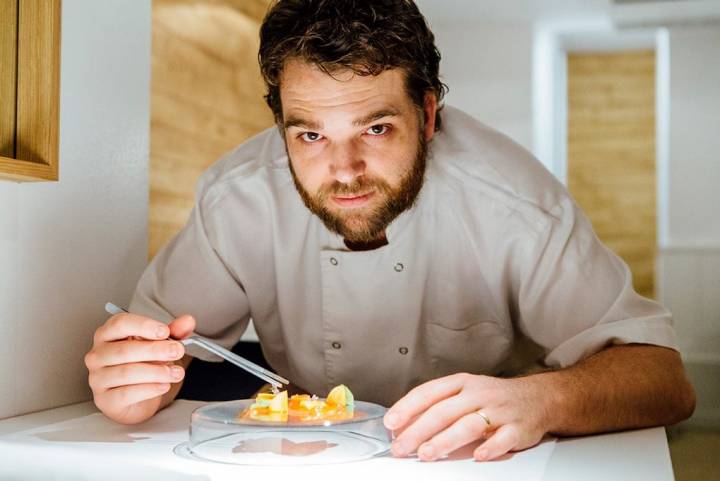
[238,384,355,423]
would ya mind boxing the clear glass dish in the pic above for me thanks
[174,399,391,465]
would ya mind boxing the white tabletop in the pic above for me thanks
[0,400,674,481]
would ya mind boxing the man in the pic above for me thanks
[85,0,695,462]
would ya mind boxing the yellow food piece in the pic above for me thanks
[246,390,288,422]
[269,390,288,413]
[327,384,354,407]
[251,393,274,408]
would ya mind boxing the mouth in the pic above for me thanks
[331,191,375,208]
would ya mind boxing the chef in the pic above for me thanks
[84,0,695,462]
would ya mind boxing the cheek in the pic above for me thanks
[290,154,326,192]
[367,142,417,185]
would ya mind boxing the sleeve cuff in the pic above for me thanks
[544,316,679,368]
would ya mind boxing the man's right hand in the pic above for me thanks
[84,312,195,424]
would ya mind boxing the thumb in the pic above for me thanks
[168,314,196,340]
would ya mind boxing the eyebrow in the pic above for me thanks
[352,108,400,127]
[283,116,322,130]
[283,108,401,131]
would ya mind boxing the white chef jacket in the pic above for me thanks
[130,106,677,406]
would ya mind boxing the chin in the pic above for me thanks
[333,216,380,241]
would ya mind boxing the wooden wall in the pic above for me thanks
[150,0,274,258]
[567,50,656,298]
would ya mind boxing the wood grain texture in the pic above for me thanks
[154,0,271,22]
[14,0,60,178]
[150,0,274,257]
[0,0,17,159]
[567,50,656,298]
[0,0,60,182]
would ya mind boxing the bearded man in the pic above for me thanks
[85,0,695,462]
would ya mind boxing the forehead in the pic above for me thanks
[279,60,413,117]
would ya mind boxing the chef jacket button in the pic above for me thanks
[330,257,339,266]
[394,263,404,272]
[399,346,409,355]
[332,341,342,349]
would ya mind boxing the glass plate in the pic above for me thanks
[175,399,391,465]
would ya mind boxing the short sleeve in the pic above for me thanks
[129,201,251,362]
[516,196,677,368]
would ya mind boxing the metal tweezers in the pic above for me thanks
[104,302,289,391]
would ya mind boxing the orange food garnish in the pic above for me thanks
[240,385,355,423]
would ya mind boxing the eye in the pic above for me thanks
[366,124,391,136]
[299,132,324,143]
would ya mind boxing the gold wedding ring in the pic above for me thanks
[475,410,491,427]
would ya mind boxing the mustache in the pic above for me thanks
[319,177,389,198]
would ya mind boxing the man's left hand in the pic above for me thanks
[384,373,551,462]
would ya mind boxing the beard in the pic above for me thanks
[288,135,428,243]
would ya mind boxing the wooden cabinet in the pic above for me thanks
[0,0,60,182]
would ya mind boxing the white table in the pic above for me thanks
[0,401,674,481]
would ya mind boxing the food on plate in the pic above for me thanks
[326,384,354,407]
[240,384,355,423]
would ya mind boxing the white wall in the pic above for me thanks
[0,0,151,418]
[658,24,720,426]
[666,26,720,246]
[428,21,534,151]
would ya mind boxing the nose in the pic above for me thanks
[329,142,365,184]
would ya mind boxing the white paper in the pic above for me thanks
[0,400,556,481]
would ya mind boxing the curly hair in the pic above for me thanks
[258,0,448,130]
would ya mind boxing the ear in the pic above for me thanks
[422,92,438,142]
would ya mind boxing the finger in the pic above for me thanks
[391,394,472,457]
[390,412,421,438]
[417,411,494,461]
[100,383,171,408]
[89,362,185,392]
[169,315,196,340]
[385,373,469,430]
[474,424,520,462]
[85,339,184,369]
[95,314,169,344]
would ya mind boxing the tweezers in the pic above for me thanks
[104,302,289,391]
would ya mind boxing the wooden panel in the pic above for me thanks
[154,0,271,22]
[0,0,17,159]
[150,0,274,257]
[15,0,61,175]
[567,51,656,298]
[0,0,60,182]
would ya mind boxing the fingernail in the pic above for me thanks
[392,441,408,457]
[475,449,489,461]
[156,326,168,338]
[170,343,183,357]
[170,366,184,379]
[157,383,170,392]
[386,412,400,428]
[419,444,435,460]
